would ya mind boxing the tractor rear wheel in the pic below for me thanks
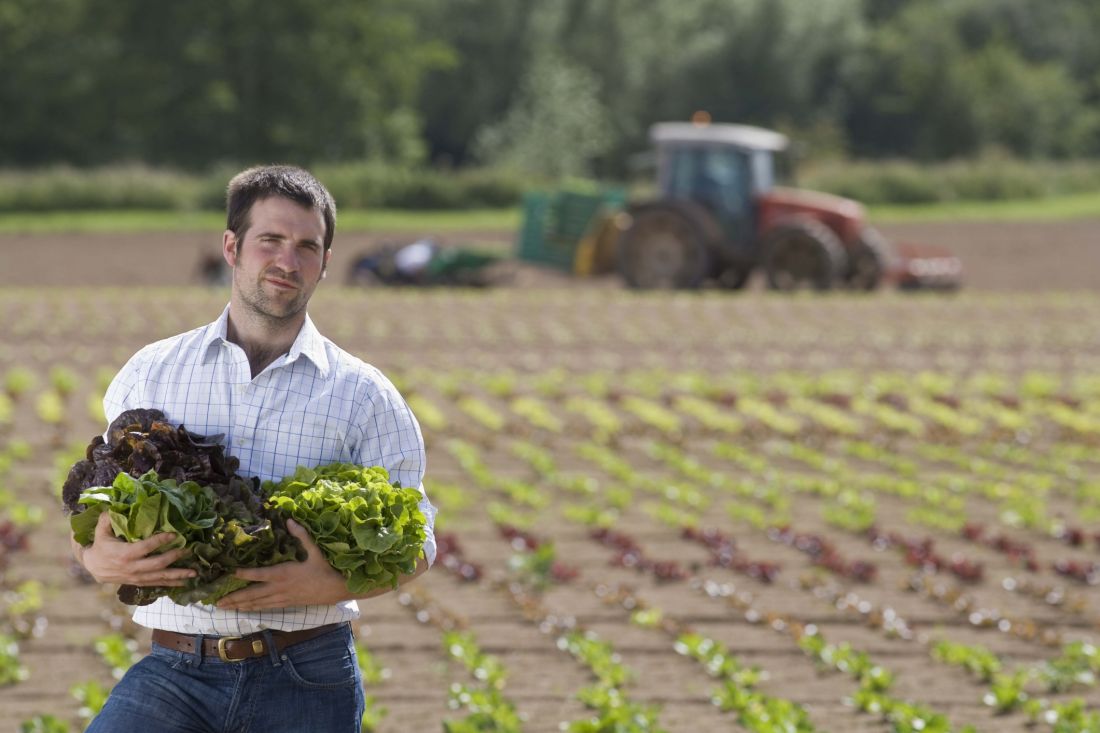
[617,203,713,289]
[762,219,845,291]
[844,226,889,291]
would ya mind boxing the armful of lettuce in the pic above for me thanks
[70,463,427,605]
[71,470,304,606]
[263,463,428,596]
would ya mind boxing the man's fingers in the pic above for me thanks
[286,520,317,557]
[216,583,269,608]
[131,548,193,573]
[131,572,196,587]
[218,588,280,611]
[130,532,180,557]
[94,511,117,540]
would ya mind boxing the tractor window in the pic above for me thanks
[664,146,752,218]
[661,144,755,246]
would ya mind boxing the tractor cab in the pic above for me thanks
[653,123,790,258]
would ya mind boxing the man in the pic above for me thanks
[71,165,435,732]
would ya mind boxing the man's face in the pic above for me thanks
[223,196,331,323]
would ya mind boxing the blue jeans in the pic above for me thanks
[87,624,364,733]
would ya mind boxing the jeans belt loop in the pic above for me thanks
[194,634,205,664]
[261,629,281,667]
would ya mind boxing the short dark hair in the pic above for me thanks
[226,165,337,251]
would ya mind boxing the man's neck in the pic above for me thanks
[225,301,305,379]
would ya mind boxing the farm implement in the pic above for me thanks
[346,238,511,287]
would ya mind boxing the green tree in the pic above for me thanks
[845,3,980,158]
[0,0,451,167]
[0,0,109,165]
[415,0,538,167]
[660,0,866,146]
[473,51,612,178]
[963,43,1098,158]
[510,0,867,171]
[846,0,1100,159]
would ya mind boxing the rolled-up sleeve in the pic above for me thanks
[353,375,436,568]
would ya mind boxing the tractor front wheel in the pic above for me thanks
[762,220,845,291]
[617,204,713,289]
[844,226,890,291]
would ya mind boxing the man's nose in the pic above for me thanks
[273,245,300,273]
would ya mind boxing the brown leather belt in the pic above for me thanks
[152,623,345,663]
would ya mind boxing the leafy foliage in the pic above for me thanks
[442,629,522,733]
[444,684,524,733]
[0,0,450,167]
[93,632,139,679]
[71,469,300,606]
[0,633,28,685]
[71,679,111,724]
[18,716,68,733]
[263,464,427,595]
[62,408,240,515]
[474,51,612,178]
[7,0,1100,175]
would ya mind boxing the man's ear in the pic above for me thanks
[321,248,333,278]
[222,231,238,267]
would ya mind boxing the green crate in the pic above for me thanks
[517,188,626,271]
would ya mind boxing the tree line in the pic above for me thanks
[2,0,1098,176]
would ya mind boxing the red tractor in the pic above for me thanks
[614,122,960,290]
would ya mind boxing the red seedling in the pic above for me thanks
[768,525,876,582]
[436,532,483,583]
[498,524,541,552]
[594,528,687,582]
[681,527,781,583]
[960,523,984,542]
[1052,560,1100,585]
[872,527,983,583]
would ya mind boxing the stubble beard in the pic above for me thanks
[235,266,312,327]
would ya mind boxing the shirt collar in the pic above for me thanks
[286,313,330,376]
[201,304,330,377]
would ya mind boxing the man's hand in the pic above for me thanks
[215,520,350,611]
[217,520,430,611]
[77,511,197,587]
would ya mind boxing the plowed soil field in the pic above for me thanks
[0,220,1098,733]
[3,218,1100,290]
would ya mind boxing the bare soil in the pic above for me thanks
[3,218,1099,290]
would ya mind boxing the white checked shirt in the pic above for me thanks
[103,305,436,635]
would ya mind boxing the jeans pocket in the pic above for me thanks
[280,635,360,690]
[149,642,191,672]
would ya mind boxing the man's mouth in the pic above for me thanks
[264,276,299,290]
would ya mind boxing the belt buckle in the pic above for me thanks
[217,636,255,663]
